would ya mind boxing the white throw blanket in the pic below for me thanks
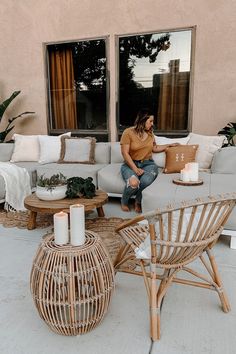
[0,162,31,211]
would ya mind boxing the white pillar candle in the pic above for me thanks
[187,162,199,181]
[180,169,184,181]
[53,211,69,245]
[182,170,190,182]
[70,204,85,246]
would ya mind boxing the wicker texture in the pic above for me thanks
[115,193,236,341]
[30,230,115,336]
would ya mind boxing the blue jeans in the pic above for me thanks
[121,159,158,206]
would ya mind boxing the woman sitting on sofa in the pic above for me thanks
[120,109,178,213]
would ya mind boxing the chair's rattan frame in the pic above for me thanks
[114,193,236,341]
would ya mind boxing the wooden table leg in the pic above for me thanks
[28,211,37,230]
[96,206,105,217]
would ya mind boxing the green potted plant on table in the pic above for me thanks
[36,173,67,201]
[66,177,96,199]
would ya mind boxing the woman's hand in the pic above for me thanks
[134,168,144,176]
[153,142,180,153]
[168,142,180,147]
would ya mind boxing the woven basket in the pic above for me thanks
[30,230,115,336]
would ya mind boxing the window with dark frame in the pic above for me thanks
[45,29,193,141]
[118,29,193,136]
[46,38,108,140]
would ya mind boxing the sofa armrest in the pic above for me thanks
[211,147,236,174]
[0,143,14,162]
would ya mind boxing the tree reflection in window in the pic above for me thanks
[118,30,192,134]
[47,39,107,133]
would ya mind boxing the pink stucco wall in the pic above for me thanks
[0,0,236,140]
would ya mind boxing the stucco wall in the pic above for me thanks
[0,0,236,140]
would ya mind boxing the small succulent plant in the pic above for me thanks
[37,173,67,191]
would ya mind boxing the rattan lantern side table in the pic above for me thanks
[30,230,115,336]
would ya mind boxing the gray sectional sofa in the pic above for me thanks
[0,142,235,248]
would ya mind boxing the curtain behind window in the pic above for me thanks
[157,59,189,131]
[49,48,77,129]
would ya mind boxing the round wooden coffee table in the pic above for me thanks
[24,190,108,230]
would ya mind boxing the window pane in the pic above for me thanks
[47,39,107,132]
[118,30,192,133]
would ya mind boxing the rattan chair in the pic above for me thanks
[115,194,236,341]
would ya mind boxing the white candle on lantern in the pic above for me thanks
[70,204,85,246]
[53,211,69,245]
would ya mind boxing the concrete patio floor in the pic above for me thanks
[0,197,236,354]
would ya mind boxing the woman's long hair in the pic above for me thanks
[134,109,152,136]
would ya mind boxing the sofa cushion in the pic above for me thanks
[211,147,236,174]
[209,173,236,230]
[36,163,106,188]
[164,145,198,173]
[154,136,190,145]
[0,143,14,162]
[10,134,40,162]
[98,163,125,194]
[111,142,123,163]
[142,172,211,212]
[142,171,236,231]
[94,142,111,164]
[38,133,71,164]
[58,136,96,164]
[187,133,225,169]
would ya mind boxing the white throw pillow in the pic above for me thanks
[10,134,40,162]
[153,135,190,167]
[38,132,71,164]
[58,136,96,164]
[187,133,225,169]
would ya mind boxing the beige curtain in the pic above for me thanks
[49,48,77,129]
[157,59,189,131]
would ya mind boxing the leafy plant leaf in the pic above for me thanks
[0,91,35,142]
[0,126,14,143]
[0,91,21,119]
[218,122,236,146]
[66,177,96,199]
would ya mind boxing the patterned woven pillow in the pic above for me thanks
[164,145,198,173]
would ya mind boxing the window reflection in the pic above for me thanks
[118,30,192,133]
[47,39,107,133]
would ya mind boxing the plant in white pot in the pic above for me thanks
[36,173,67,201]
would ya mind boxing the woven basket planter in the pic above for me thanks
[30,230,115,336]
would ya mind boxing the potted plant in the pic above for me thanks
[0,90,35,143]
[66,177,96,199]
[36,173,67,201]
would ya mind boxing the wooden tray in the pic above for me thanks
[173,179,203,186]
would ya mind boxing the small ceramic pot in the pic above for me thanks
[36,185,67,201]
